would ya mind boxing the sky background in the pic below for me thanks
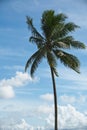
[0,0,87,129]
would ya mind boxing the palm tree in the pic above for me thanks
[25,10,86,130]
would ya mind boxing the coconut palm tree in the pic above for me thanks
[25,10,86,130]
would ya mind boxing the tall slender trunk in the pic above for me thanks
[50,67,58,130]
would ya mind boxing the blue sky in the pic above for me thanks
[0,0,87,129]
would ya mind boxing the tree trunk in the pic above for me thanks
[50,67,58,130]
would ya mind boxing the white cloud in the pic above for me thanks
[38,104,53,114]
[37,103,87,129]
[0,119,34,130]
[40,93,53,102]
[59,105,87,129]
[15,119,33,129]
[0,71,32,87]
[0,85,15,99]
[0,104,87,129]
[0,71,38,99]
[59,95,76,104]
[46,113,54,128]
[59,94,87,105]
[43,104,87,129]
[0,118,45,130]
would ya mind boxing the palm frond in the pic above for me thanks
[70,41,86,49]
[51,22,79,41]
[57,36,74,48]
[64,22,79,32]
[51,23,65,39]
[26,16,44,40]
[55,13,67,23]
[47,51,58,76]
[52,41,70,49]
[41,11,67,39]
[54,50,80,73]
[58,22,79,37]
[41,10,55,38]
[26,16,33,29]
[30,47,46,77]
[25,49,43,72]
[29,36,45,48]
[59,36,86,49]
[51,34,85,50]
[25,10,86,78]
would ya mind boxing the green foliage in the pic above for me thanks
[25,10,86,77]
[54,50,80,73]
[47,51,58,76]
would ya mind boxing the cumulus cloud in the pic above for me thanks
[37,104,87,129]
[0,105,87,130]
[0,71,32,87]
[59,95,76,104]
[0,85,15,99]
[40,93,53,102]
[15,119,34,129]
[38,104,53,114]
[59,94,87,105]
[0,118,45,130]
[59,105,87,129]
[46,105,87,129]
[0,105,87,129]
[0,71,38,99]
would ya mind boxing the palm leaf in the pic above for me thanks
[52,41,70,49]
[55,13,67,23]
[26,16,44,40]
[25,49,44,72]
[58,36,86,49]
[41,10,55,38]
[41,11,67,39]
[70,41,86,49]
[54,50,80,73]
[25,10,86,77]
[47,51,58,76]
[64,22,79,32]
[30,46,46,77]
[51,23,65,39]
[29,36,45,48]
[58,22,79,37]
[51,22,79,41]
